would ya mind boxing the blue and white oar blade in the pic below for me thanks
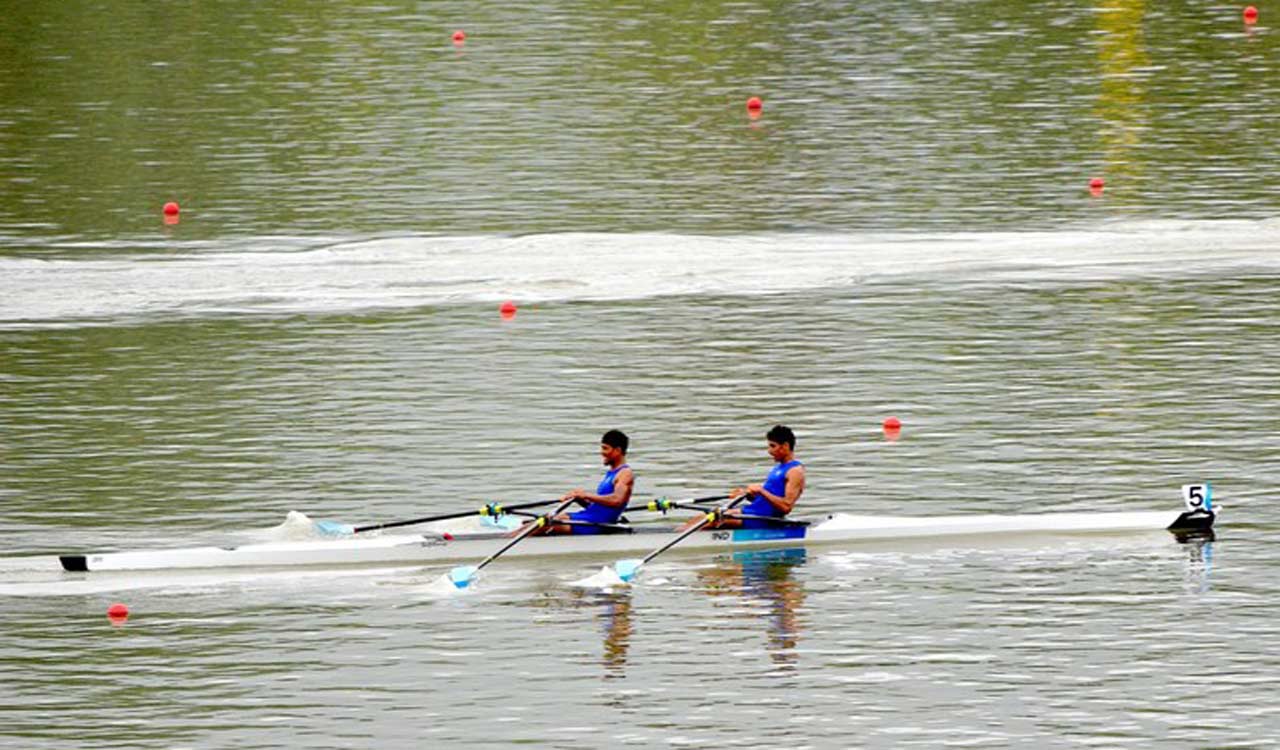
[614,558,644,583]
[448,565,479,589]
[313,519,353,537]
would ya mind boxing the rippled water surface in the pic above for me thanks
[2,0,1277,239]
[2,1,1278,748]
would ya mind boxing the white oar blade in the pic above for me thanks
[448,565,479,589]
[613,559,643,583]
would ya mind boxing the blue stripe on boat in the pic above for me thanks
[731,526,807,542]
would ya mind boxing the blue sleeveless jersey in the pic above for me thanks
[742,460,801,529]
[569,464,629,534]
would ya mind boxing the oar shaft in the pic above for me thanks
[641,495,747,565]
[623,494,728,514]
[559,519,632,533]
[684,493,731,504]
[471,497,577,574]
[352,499,555,534]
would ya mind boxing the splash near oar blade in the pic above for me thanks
[313,520,354,537]
[567,565,630,588]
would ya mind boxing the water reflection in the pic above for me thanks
[543,547,809,680]
[698,548,807,668]
[1183,538,1213,594]
[596,591,634,678]
[548,588,634,679]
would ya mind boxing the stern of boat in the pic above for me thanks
[1167,508,1216,542]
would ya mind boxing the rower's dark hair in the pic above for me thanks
[766,424,795,449]
[602,429,629,453]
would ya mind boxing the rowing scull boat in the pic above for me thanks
[59,504,1215,573]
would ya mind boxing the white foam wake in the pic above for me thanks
[5,221,1278,326]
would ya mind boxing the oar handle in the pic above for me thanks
[352,499,556,534]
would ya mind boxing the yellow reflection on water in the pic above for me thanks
[1095,0,1150,194]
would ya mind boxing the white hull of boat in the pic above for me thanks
[60,507,1214,573]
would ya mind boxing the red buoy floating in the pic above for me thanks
[883,416,901,430]
[162,201,180,216]
[499,300,517,320]
[1089,177,1105,197]
[107,602,129,621]
[746,96,763,119]
[453,30,466,45]
[1244,6,1258,24]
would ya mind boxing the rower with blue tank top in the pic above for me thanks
[541,429,634,535]
[690,424,805,530]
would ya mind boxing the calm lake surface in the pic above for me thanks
[2,1,1278,747]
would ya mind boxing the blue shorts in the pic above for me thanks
[568,509,614,535]
[741,515,787,530]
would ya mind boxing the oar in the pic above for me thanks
[501,494,735,534]
[545,518,634,534]
[627,494,729,515]
[489,495,730,532]
[315,499,558,536]
[447,497,579,589]
[642,500,808,526]
[612,494,748,583]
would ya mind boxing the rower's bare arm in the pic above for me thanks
[780,465,805,513]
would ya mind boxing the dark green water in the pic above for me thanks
[2,0,1277,242]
